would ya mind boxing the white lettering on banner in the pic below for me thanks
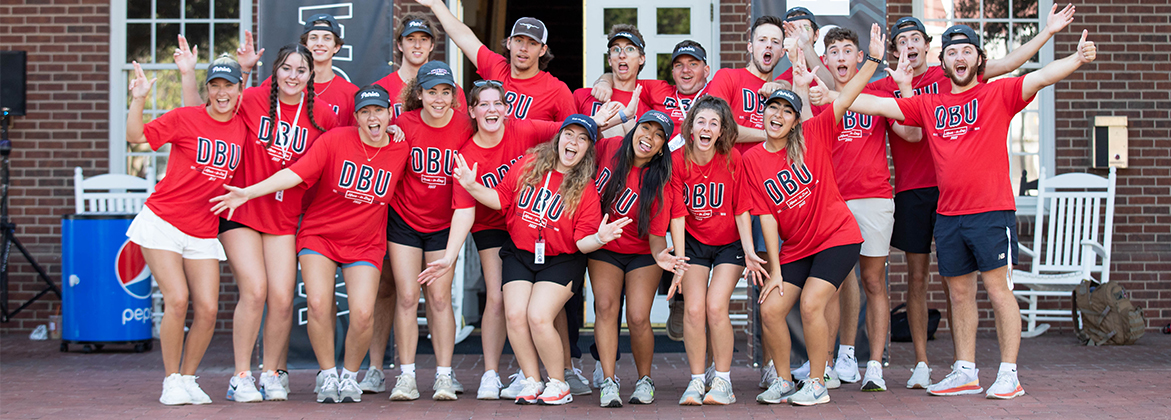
[298,3,354,62]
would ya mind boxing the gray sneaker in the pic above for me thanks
[433,373,458,400]
[628,376,655,404]
[564,368,592,395]
[316,373,340,403]
[451,373,464,394]
[666,299,685,341]
[599,377,622,408]
[756,378,797,404]
[277,370,289,392]
[704,364,716,390]
[679,378,705,405]
[500,371,526,399]
[704,376,735,405]
[358,368,385,393]
[823,367,841,389]
[759,360,778,389]
[389,374,420,401]
[789,379,830,406]
[338,376,362,403]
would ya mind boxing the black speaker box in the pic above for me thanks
[1,51,28,116]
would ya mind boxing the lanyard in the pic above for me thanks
[536,171,553,240]
[275,92,304,167]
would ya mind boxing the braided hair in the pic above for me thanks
[266,44,327,148]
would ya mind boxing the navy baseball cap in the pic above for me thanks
[765,89,802,115]
[417,61,455,90]
[637,110,675,138]
[560,114,599,143]
[670,42,707,63]
[890,16,928,40]
[354,85,391,111]
[205,59,242,84]
[303,13,342,38]
[511,17,548,44]
[942,24,981,50]
[401,18,434,39]
[785,7,816,23]
[608,31,645,50]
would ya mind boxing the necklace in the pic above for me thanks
[316,75,336,96]
[361,138,388,162]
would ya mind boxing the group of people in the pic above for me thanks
[127,0,1096,408]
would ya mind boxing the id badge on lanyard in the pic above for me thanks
[273,93,303,204]
[534,172,552,264]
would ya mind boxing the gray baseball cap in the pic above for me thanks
[417,61,455,90]
[510,17,548,44]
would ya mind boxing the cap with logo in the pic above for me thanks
[636,110,675,138]
[303,13,342,38]
[890,16,928,40]
[941,24,981,50]
[205,60,243,84]
[608,31,645,50]
[560,114,599,143]
[764,89,803,115]
[354,85,391,111]
[670,43,707,64]
[417,61,456,90]
[510,17,548,44]
[401,18,434,39]
[784,6,816,23]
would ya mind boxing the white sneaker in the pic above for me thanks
[433,373,458,400]
[789,378,830,406]
[835,352,861,383]
[628,376,655,404]
[759,360,778,389]
[906,362,931,389]
[449,372,465,394]
[985,371,1025,400]
[181,375,212,405]
[513,377,545,404]
[338,376,362,403]
[860,361,887,392]
[791,360,811,380]
[599,377,622,408]
[316,372,340,403]
[389,373,420,401]
[679,377,705,405]
[226,372,263,402]
[477,370,503,400]
[823,366,841,389]
[703,376,736,405]
[565,368,592,395]
[500,371,526,399]
[536,378,572,405]
[358,368,386,393]
[160,373,191,405]
[259,370,288,401]
[592,361,603,388]
[927,363,982,396]
[277,370,289,393]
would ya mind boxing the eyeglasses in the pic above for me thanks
[474,79,503,87]
[609,45,639,56]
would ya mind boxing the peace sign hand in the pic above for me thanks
[596,214,632,244]
[452,154,480,190]
[129,62,157,100]
[174,34,198,75]
[868,23,887,60]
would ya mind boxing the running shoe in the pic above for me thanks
[593,361,604,388]
[927,363,982,396]
[666,299,685,341]
[835,352,861,383]
[259,370,288,401]
[704,364,716,390]
[389,374,420,401]
[338,376,362,403]
[861,360,887,392]
[679,378,705,405]
[704,376,736,405]
[906,362,931,389]
[160,373,192,406]
[226,371,263,403]
[537,378,573,405]
[477,370,503,400]
[628,376,655,404]
[756,378,797,404]
[791,360,811,380]
[358,368,385,393]
[500,371,525,400]
[513,377,544,404]
[316,373,340,403]
[433,373,458,401]
[823,366,841,389]
[759,360,778,389]
[450,373,464,394]
[985,372,1025,399]
[565,368,592,395]
[599,377,622,408]
[789,379,830,406]
[277,369,289,392]
[181,375,212,405]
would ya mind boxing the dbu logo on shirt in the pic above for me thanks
[594,168,638,215]
[683,182,726,220]
[195,137,242,180]
[740,88,765,128]
[934,98,979,140]
[517,184,565,226]
[763,162,815,210]
[337,160,395,204]
[410,147,458,188]
[257,116,309,162]
[505,91,535,120]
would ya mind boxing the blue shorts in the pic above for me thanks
[933,210,1019,277]
[297,248,380,270]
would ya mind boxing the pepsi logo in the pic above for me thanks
[115,239,152,299]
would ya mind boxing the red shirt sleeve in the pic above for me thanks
[142,108,182,151]
[730,151,751,215]
[552,85,576,121]
[573,186,603,243]
[895,96,927,129]
[288,134,332,188]
[476,45,510,82]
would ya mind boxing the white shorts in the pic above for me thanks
[126,207,226,261]
[846,198,895,258]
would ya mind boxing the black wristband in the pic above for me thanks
[865,54,883,65]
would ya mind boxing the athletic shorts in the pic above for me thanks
[891,187,939,254]
[933,210,1019,278]
[500,239,587,287]
[780,243,862,289]
[472,229,508,250]
[685,234,745,269]
[297,248,380,269]
[386,207,449,252]
[588,248,657,273]
[217,218,256,234]
[751,215,767,253]
[126,206,226,261]
[846,198,895,258]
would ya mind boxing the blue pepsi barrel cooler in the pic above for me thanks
[60,214,153,353]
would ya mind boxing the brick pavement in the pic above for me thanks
[2,332,1169,419]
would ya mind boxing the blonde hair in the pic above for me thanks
[517,132,596,216]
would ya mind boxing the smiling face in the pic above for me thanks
[672,55,709,95]
[507,35,547,72]
[689,108,722,153]
[749,23,784,75]
[631,122,667,167]
[356,105,392,144]
[205,79,240,117]
[556,125,592,172]
[894,30,929,71]
[763,101,799,140]
[275,53,311,101]
[608,39,645,82]
[398,32,434,67]
[825,39,862,86]
[304,29,341,64]
[471,88,507,133]
[419,84,454,119]
[942,41,982,88]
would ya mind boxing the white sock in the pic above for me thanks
[341,368,358,381]
[401,363,416,376]
[368,366,381,373]
[436,366,452,376]
[999,363,1017,376]
[839,345,855,359]
[956,360,976,373]
[868,361,883,375]
[715,370,731,382]
[691,374,704,382]
[484,369,497,377]
[320,369,338,379]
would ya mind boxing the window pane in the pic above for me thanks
[128,1,151,19]
[213,23,239,59]
[1014,0,1039,18]
[656,8,690,35]
[127,23,152,63]
[657,54,673,85]
[981,23,1009,63]
[1012,22,1040,64]
[157,23,181,64]
[982,0,1009,19]
[184,23,210,61]
[157,0,181,19]
[215,0,239,19]
[186,0,210,19]
[604,8,637,34]
[155,72,187,110]
[924,0,981,19]
[602,53,610,73]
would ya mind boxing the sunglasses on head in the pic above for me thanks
[474,79,503,87]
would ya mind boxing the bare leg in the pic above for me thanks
[681,266,711,375]
[623,264,664,379]
[824,286,842,367]
[389,244,424,366]
[220,228,267,375]
[706,264,743,373]
[981,266,1020,364]
[801,278,839,384]
[368,261,396,369]
[528,281,577,382]
[760,282,801,381]
[300,253,342,370]
[422,249,457,369]
[341,264,381,372]
[479,247,507,373]
[260,234,297,373]
[905,252,932,364]
[502,281,541,379]
[179,258,222,375]
[944,272,979,363]
[142,248,189,375]
[838,268,860,348]
[589,260,626,380]
[859,256,889,363]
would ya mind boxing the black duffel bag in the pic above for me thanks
[890,303,941,342]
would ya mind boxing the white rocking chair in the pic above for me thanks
[1014,166,1116,337]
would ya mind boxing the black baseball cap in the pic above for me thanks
[890,16,928,40]
[608,31,645,50]
[417,61,455,90]
[303,13,342,38]
[205,59,242,84]
[670,42,707,63]
[785,7,816,23]
[401,18,434,39]
[510,17,548,44]
[942,24,981,50]
[560,114,599,142]
[354,85,391,111]
[765,89,802,115]
[637,110,675,138]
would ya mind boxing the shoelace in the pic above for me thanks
[711,377,731,394]
[991,373,1015,388]
[507,372,524,386]
[482,373,503,388]
[519,379,542,397]
[939,369,966,386]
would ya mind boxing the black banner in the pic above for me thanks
[258,0,394,87]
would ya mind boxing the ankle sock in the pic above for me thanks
[401,363,416,376]
[715,370,731,382]
[999,362,1017,376]
[436,366,452,376]
[691,374,704,382]
[839,345,855,359]
[341,368,358,381]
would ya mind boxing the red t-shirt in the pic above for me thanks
[229,86,338,235]
[867,66,951,193]
[831,95,893,201]
[290,127,409,266]
[495,155,603,256]
[742,110,863,264]
[593,136,672,255]
[373,71,469,123]
[453,118,561,233]
[895,76,1032,216]
[573,86,652,120]
[389,110,475,233]
[703,68,768,154]
[640,79,705,128]
[476,46,575,121]
[261,75,358,126]
[668,148,751,246]
[142,106,246,239]
[773,67,831,116]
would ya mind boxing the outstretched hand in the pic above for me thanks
[868,23,887,60]
[452,154,480,190]
[129,62,157,100]
[236,30,264,73]
[1045,3,1076,37]
[884,52,913,87]
[209,184,250,220]
[596,214,633,244]
[742,252,770,287]
[621,84,643,122]
[174,34,198,75]
[593,101,623,127]
[418,257,455,285]
[1076,30,1096,64]
[654,245,689,277]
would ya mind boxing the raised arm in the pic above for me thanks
[452,154,502,210]
[416,0,485,66]
[849,94,905,122]
[210,168,304,220]
[985,3,1076,78]
[830,23,885,121]
[173,35,204,107]
[785,21,835,90]
[126,62,157,145]
[1022,29,1096,101]
[883,52,921,140]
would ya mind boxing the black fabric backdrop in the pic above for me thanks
[258,0,394,88]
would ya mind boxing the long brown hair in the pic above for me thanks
[517,131,596,216]
[681,95,738,174]
[267,44,327,148]
[401,76,462,112]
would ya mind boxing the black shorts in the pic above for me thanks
[386,207,449,252]
[685,234,746,269]
[500,239,588,287]
[891,187,939,254]
[218,218,255,234]
[780,243,863,289]
[934,210,1019,277]
[588,248,657,273]
[472,229,508,250]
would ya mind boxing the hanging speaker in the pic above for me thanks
[1,51,28,116]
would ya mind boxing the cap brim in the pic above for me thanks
[354,99,389,111]
[419,79,455,90]
[401,27,433,38]
[206,74,241,84]
[671,51,705,63]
